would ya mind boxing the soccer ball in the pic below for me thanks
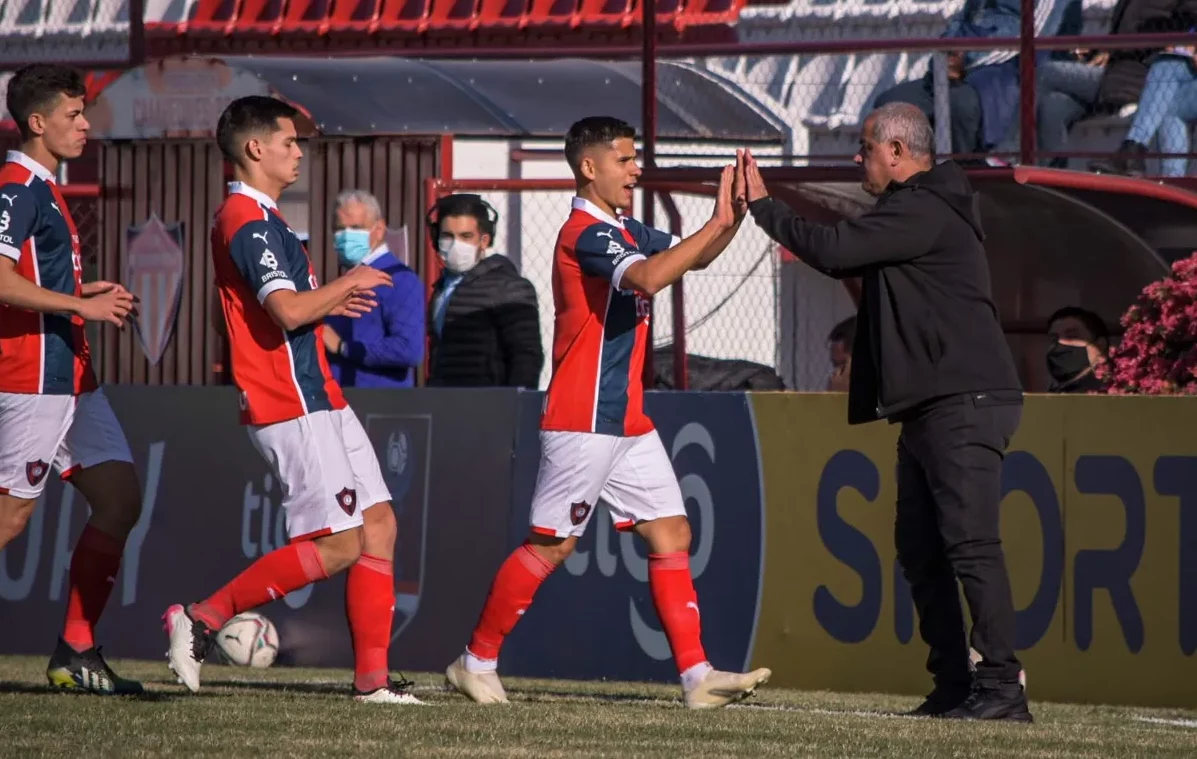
[215,612,279,668]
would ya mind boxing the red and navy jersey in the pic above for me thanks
[0,151,97,396]
[540,197,678,437]
[211,181,346,426]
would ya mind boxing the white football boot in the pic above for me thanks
[445,654,509,704]
[683,667,772,710]
[354,680,427,704]
[163,604,216,694]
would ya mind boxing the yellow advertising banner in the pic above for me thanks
[748,393,1197,708]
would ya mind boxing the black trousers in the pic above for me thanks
[894,391,1023,689]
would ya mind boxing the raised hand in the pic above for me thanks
[330,289,378,319]
[710,164,736,230]
[76,286,135,328]
[744,149,769,204]
[733,150,748,219]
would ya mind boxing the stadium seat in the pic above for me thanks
[279,0,333,33]
[475,0,525,27]
[178,0,239,33]
[326,0,380,30]
[425,0,478,30]
[676,0,744,28]
[232,0,286,33]
[571,0,633,28]
[0,0,42,38]
[372,0,430,31]
[520,0,577,29]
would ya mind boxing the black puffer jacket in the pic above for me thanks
[1096,0,1197,109]
[427,253,544,388]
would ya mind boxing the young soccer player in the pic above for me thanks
[445,116,771,709]
[0,63,144,695]
[162,95,420,704]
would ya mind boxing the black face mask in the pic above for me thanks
[1046,343,1092,386]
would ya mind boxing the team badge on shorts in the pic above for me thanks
[335,487,357,516]
[26,460,49,487]
[569,500,592,526]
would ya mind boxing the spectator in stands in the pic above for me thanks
[873,0,1071,158]
[1038,0,1197,170]
[827,316,855,392]
[1045,306,1111,392]
[323,189,425,388]
[427,194,543,388]
[1091,37,1197,176]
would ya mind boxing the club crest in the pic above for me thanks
[124,213,186,366]
[569,500,592,526]
[335,487,357,516]
[25,459,48,486]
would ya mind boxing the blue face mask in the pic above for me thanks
[334,228,372,266]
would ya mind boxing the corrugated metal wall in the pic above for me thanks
[96,136,442,386]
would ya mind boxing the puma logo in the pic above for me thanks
[0,193,16,206]
[595,229,614,240]
[50,201,61,215]
[251,231,269,245]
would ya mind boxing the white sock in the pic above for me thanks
[680,661,713,691]
[463,650,498,674]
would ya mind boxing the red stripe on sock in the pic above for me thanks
[347,553,394,693]
[191,542,328,630]
[62,525,125,652]
[648,552,708,674]
[467,543,556,660]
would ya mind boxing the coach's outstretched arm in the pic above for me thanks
[617,165,738,296]
[740,149,942,277]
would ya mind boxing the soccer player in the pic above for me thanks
[445,116,772,709]
[163,96,421,705]
[0,63,144,695]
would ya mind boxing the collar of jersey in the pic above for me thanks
[228,181,277,210]
[571,196,625,229]
[361,244,389,266]
[6,151,55,183]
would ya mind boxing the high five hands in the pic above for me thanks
[735,148,769,207]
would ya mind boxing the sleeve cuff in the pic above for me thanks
[256,278,296,304]
[669,235,681,249]
[0,242,21,261]
[611,253,647,292]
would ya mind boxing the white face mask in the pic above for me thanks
[437,237,480,274]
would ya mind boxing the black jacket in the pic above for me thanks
[748,161,1022,425]
[428,253,544,388]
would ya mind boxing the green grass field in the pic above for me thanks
[0,656,1194,757]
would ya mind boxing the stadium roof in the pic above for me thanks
[83,56,786,143]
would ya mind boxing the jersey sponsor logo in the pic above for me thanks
[365,413,433,641]
[260,269,289,284]
[259,249,278,270]
[25,459,49,486]
[124,214,186,366]
[503,394,766,682]
[335,487,357,516]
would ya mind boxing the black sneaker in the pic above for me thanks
[46,637,144,695]
[907,683,971,716]
[942,684,1033,723]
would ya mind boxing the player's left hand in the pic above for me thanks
[710,164,736,230]
[744,149,769,204]
[733,150,749,220]
[83,281,140,316]
[322,324,343,354]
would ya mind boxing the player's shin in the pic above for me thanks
[62,524,125,652]
[648,552,712,686]
[346,554,394,693]
[189,541,329,629]
[466,543,557,668]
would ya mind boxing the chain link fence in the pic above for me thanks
[431,178,853,391]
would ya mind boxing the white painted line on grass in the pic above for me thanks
[1133,717,1197,729]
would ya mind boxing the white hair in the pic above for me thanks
[869,102,935,159]
[335,189,383,223]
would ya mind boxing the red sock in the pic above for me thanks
[190,541,328,630]
[467,543,556,661]
[649,552,708,674]
[62,525,125,652]
[346,554,394,692]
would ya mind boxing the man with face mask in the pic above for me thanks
[1045,306,1110,392]
[324,189,424,388]
[426,193,543,388]
[827,316,856,392]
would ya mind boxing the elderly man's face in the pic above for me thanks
[855,116,896,196]
[335,199,386,251]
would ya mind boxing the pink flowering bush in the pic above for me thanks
[1100,251,1197,395]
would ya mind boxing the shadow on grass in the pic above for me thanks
[0,681,180,702]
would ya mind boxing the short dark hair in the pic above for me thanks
[216,96,300,166]
[564,116,636,171]
[427,193,498,242]
[6,64,87,141]
[1047,306,1109,343]
[828,315,856,347]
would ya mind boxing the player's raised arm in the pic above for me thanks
[615,165,737,296]
[0,184,133,326]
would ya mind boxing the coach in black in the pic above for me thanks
[740,102,1030,722]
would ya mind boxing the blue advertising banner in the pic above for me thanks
[500,391,765,683]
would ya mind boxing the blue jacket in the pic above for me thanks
[325,247,425,389]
